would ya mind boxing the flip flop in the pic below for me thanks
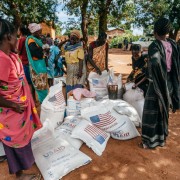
[138,142,148,149]
[30,174,42,180]
[0,155,7,163]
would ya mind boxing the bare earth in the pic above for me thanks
[1,49,180,180]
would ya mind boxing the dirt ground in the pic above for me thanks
[1,49,180,180]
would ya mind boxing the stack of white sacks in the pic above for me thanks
[33,71,142,180]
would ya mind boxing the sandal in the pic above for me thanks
[138,142,148,149]
[0,155,7,163]
[30,174,42,180]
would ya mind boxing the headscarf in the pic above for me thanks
[154,18,171,36]
[70,30,81,39]
[28,23,42,34]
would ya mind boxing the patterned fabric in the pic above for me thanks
[28,23,42,33]
[85,125,108,144]
[25,36,48,103]
[87,42,107,75]
[66,62,86,86]
[142,39,179,148]
[0,50,42,148]
[65,42,86,87]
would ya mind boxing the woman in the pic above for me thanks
[127,44,149,96]
[64,30,86,94]
[25,23,48,103]
[87,32,109,76]
[18,25,36,100]
[141,18,179,149]
[0,18,42,179]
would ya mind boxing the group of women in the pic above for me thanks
[0,17,179,179]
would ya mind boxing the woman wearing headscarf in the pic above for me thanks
[87,32,109,76]
[140,18,180,149]
[0,18,42,180]
[25,23,48,103]
[64,30,86,94]
[127,44,149,96]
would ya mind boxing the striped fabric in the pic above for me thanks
[85,125,108,144]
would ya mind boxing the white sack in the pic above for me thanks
[55,116,83,149]
[81,105,124,132]
[40,106,65,129]
[99,99,141,127]
[40,83,65,128]
[111,116,140,140]
[131,99,145,120]
[123,88,144,103]
[88,70,109,100]
[54,77,66,85]
[71,120,110,156]
[33,137,91,180]
[0,141,5,156]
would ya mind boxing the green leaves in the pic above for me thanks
[0,0,59,27]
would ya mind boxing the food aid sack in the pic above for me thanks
[124,82,135,91]
[111,116,140,140]
[71,120,110,156]
[81,104,125,132]
[123,88,144,120]
[100,99,141,127]
[54,76,66,85]
[88,70,109,100]
[0,141,5,156]
[67,97,96,111]
[55,116,83,149]
[131,99,145,120]
[31,119,54,150]
[41,82,65,128]
[33,137,92,180]
[66,107,81,116]
[108,69,123,99]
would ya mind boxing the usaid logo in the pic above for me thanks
[43,146,65,158]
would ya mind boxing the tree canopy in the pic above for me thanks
[0,0,59,28]
[135,0,180,39]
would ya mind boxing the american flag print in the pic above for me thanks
[90,111,116,128]
[48,91,65,106]
[85,125,108,144]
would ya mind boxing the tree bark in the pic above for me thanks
[98,0,112,34]
[81,0,89,51]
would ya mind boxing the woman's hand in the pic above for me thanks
[77,71,82,79]
[11,103,25,114]
[132,84,137,89]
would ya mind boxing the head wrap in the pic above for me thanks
[132,44,141,52]
[28,23,42,34]
[70,30,81,39]
[154,18,171,36]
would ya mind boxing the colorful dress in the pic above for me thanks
[25,36,48,103]
[65,42,86,93]
[87,42,108,75]
[0,50,42,148]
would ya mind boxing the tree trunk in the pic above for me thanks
[169,28,179,40]
[98,0,112,35]
[81,0,89,51]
